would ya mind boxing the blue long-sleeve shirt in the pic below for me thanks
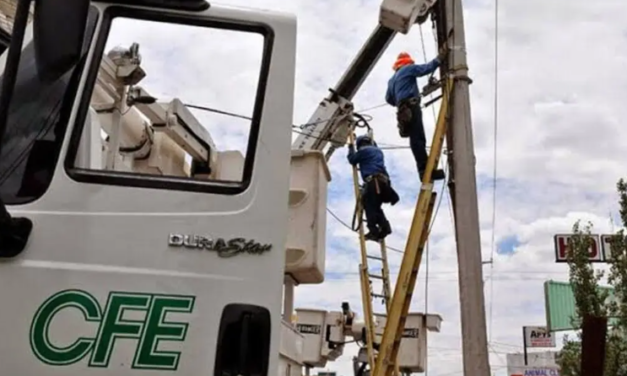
[386,57,441,107]
[347,145,389,181]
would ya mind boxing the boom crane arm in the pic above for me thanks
[292,0,438,159]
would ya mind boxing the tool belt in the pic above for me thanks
[364,173,389,185]
[362,173,399,206]
[396,97,420,138]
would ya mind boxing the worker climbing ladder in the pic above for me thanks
[369,76,454,376]
[348,131,398,376]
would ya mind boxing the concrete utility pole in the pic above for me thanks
[442,0,491,374]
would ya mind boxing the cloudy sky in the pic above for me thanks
[105,0,627,375]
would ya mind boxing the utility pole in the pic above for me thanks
[441,0,491,374]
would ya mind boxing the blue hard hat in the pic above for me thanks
[355,135,372,148]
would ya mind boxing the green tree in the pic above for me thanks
[556,179,627,376]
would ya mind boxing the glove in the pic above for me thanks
[437,45,449,62]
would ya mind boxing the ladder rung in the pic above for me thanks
[367,255,383,261]
[371,293,386,299]
[369,274,383,280]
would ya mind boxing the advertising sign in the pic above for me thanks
[523,326,555,348]
[553,233,618,263]
[510,369,560,376]
[507,352,560,376]
[544,280,618,331]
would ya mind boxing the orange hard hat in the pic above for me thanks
[393,52,414,71]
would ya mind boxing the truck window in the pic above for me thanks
[65,8,270,195]
[0,7,99,205]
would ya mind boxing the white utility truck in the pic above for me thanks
[0,1,443,375]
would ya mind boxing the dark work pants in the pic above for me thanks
[361,179,390,235]
[407,103,428,173]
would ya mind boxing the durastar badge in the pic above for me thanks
[168,234,271,258]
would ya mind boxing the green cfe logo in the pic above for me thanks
[29,289,195,371]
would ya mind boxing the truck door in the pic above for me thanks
[0,1,296,375]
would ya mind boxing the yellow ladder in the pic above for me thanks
[348,132,396,376]
[371,77,454,376]
[376,238,399,376]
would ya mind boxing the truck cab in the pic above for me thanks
[0,1,296,375]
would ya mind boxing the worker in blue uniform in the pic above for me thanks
[347,134,399,242]
[385,48,448,181]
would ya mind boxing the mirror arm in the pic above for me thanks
[0,0,32,154]
[0,0,34,258]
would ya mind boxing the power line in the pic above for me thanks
[324,274,563,282]
[185,102,417,150]
[186,101,381,131]
[488,0,500,345]
[185,104,252,121]
[329,269,571,275]
[356,103,388,113]
[186,103,350,146]
[326,207,405,254]
[417,28,435,376]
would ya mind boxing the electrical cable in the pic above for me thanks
[325,274,570,282]
[418,28,457,376]
[185,102,419,150]
[488,0,500,345]
[326,207,405,254]
[419,24,439,128]
[329,269,570,276]
[185,103,252,121]
[187,102,375,131]
[357,103,387,113]
[418,23,436,376]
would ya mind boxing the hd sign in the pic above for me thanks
[553,234,615,263]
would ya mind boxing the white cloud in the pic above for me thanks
[102,0,627,375]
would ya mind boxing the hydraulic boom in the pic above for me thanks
[292,0,439,158]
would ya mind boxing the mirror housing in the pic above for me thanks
[0,209,33,258]
[33,0,90,82]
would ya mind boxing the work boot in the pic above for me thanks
[364,231,380,242]
[419,168,445,182]
[380,221,392,239]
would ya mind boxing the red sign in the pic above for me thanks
[600,234,614,261]
[554,234,603,262]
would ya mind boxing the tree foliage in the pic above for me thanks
[556,179,627,376]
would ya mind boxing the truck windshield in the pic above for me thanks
[0,7,98,206]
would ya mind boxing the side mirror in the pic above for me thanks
[0,207,33,258]
[33,0,90,82]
